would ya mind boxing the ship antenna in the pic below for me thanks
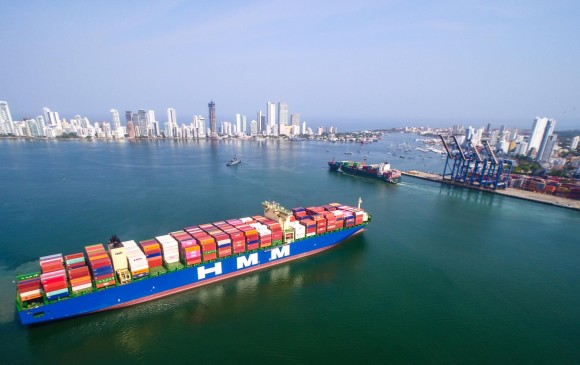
[358,197,362,209]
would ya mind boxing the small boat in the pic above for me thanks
[226,156,241,166]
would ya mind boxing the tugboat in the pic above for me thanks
[226,156,241,166]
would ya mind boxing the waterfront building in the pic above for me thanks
[0,101,14,135]
[257,110,264,133]
[278,102,288,134]
[291,113,300,128]
[235,114,242,136]
[127,120,136,138]
[209,101,217,139]
[111,109,121,130]
[147,110,156,137]
[267,102,276,135]
[193,115,206,138]
[250,120,258,136]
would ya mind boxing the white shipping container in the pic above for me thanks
[20,289,42,297]
[71,283,93,292]
[362,212,368,222]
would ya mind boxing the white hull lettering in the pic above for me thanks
[237,253,259,269]
[270,245,290,260]
[197,262,222,280]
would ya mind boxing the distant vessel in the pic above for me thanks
[328,160,401,184]
[226,156,241,166]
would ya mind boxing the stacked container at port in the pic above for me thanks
[38,254,70,300]
[85,244,115,289]
[121,241,150,279]
[155,235,180,268]
[16,273,43,304]
[139,239,163,268]
[65,253,92,293]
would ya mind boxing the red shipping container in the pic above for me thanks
[218,246,232,258]
[247,243,259,251]
[202,252,217,261]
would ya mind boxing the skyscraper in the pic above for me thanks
[257,110,263,133]
[571,136,580,151]
[278,102,289,133]
[110,109,121,130]
[536,119,556,161]
[267,102,276,135]
[539,134,558,162]
[0,101,14,135]
[529,117,548,151]
[209,101,217,139]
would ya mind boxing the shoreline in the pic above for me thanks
[402,171,580,211]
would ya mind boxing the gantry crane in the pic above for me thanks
[439,135,513,190]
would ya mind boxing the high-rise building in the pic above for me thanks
[147,110,156,136]
[529,117,549,151]
[250,120,258,136]
[278,102,288,134]
[291,113,300,127]
[110,109,121,130]
[536,119,556,161]
[539,134,558,162]
[571,136,580,150]
[209,101,217,139]
[267,102,276,135]
[125,111,132,124]
[0,101,14,135]
[235,114,241,136]
[257,110,263,133]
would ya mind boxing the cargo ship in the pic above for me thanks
[15,201,370,325]
[328,159,401,184]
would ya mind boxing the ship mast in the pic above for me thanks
[358,197,362,209]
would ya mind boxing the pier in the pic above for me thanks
[403,171,580,211]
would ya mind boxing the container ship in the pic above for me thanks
[16,201,370,325]
[328,159,401,184]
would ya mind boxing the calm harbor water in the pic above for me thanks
[1,134,579,364]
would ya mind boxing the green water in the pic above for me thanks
[1,136,579,364]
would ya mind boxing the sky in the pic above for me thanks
[1,0,579,130]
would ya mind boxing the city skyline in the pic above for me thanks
[1,1,579,130]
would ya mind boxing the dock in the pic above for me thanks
[402,171,580,211]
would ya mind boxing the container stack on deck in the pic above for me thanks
[16,273,43,303]
[65,253,92,293]
[122,241,149,279]
[39,254,70,300]
[156,235,180,267]
[17,202,370,309]
[139,240,163,268]
[86,244,115,289]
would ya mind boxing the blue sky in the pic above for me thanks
[1,0,579,130]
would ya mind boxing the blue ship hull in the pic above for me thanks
[18,225,366,325]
